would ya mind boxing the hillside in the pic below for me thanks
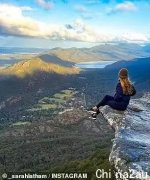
[39,54,74,67]
[0,58,80,78]
[0,106,114,177]
[48,43,150,63]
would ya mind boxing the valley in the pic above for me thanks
[0,84,114,179]
[0,52,116,178]
[0,45,150,179]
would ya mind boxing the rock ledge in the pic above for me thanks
[101,95,150,179]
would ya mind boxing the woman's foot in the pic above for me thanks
[88,106,99,120]
[89,112,97,120]
[89,106,98,113]
[91,113,97,120]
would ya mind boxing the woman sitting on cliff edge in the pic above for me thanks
[90,68,136,120]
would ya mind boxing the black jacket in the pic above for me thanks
[114,82,131,107]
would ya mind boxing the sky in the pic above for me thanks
[0,0,150,48]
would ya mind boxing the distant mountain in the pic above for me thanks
[48,43,150,63]
[1,43,150,66]
[39,54,74,67]
[105,56,150,70]
[105,57,150,92]
[0,58,80,78]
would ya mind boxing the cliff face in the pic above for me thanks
[100,95,150,180]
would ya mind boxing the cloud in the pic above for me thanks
[85,0,100,5]
[0,4,112,43]
[0,4,149,43]
[85,0,150,5]
[0,4,40,37]
[65,24,74,30]
[35,0,54,10]
[108,1,137,14]
[121,32,148,42]
[115,1,137,11]
[75,5,88,13]
[74,5,94,19]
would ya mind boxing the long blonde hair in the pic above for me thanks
[119,77,133,95]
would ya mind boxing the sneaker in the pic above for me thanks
[88,112,97,120]
[92,113,97,120]
[88,107,98,114]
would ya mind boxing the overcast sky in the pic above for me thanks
[0,0,150,48]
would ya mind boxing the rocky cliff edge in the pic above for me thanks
[100,95,150,180]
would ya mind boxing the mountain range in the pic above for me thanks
[0,43,150,83]
[1,43,150,68]
[47,43,150,62]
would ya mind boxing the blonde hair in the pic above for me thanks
[119,77,133,95]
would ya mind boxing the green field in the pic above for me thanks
[28,89,77,112]
[29,104,57,111]
[53,90,76,99]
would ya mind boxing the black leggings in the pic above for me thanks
[96,95,126,111]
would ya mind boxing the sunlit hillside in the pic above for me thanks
[0,58,80,78]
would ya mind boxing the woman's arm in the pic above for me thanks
[114,83,124,101]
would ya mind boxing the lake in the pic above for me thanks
[0,47,48,54]
[75,61,116,69]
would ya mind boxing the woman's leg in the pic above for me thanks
[106,101,126,111]
[96,95,114,108]
[91,95,125,119]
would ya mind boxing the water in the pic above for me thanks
[0,47,48,54]
[75,61,115,69]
